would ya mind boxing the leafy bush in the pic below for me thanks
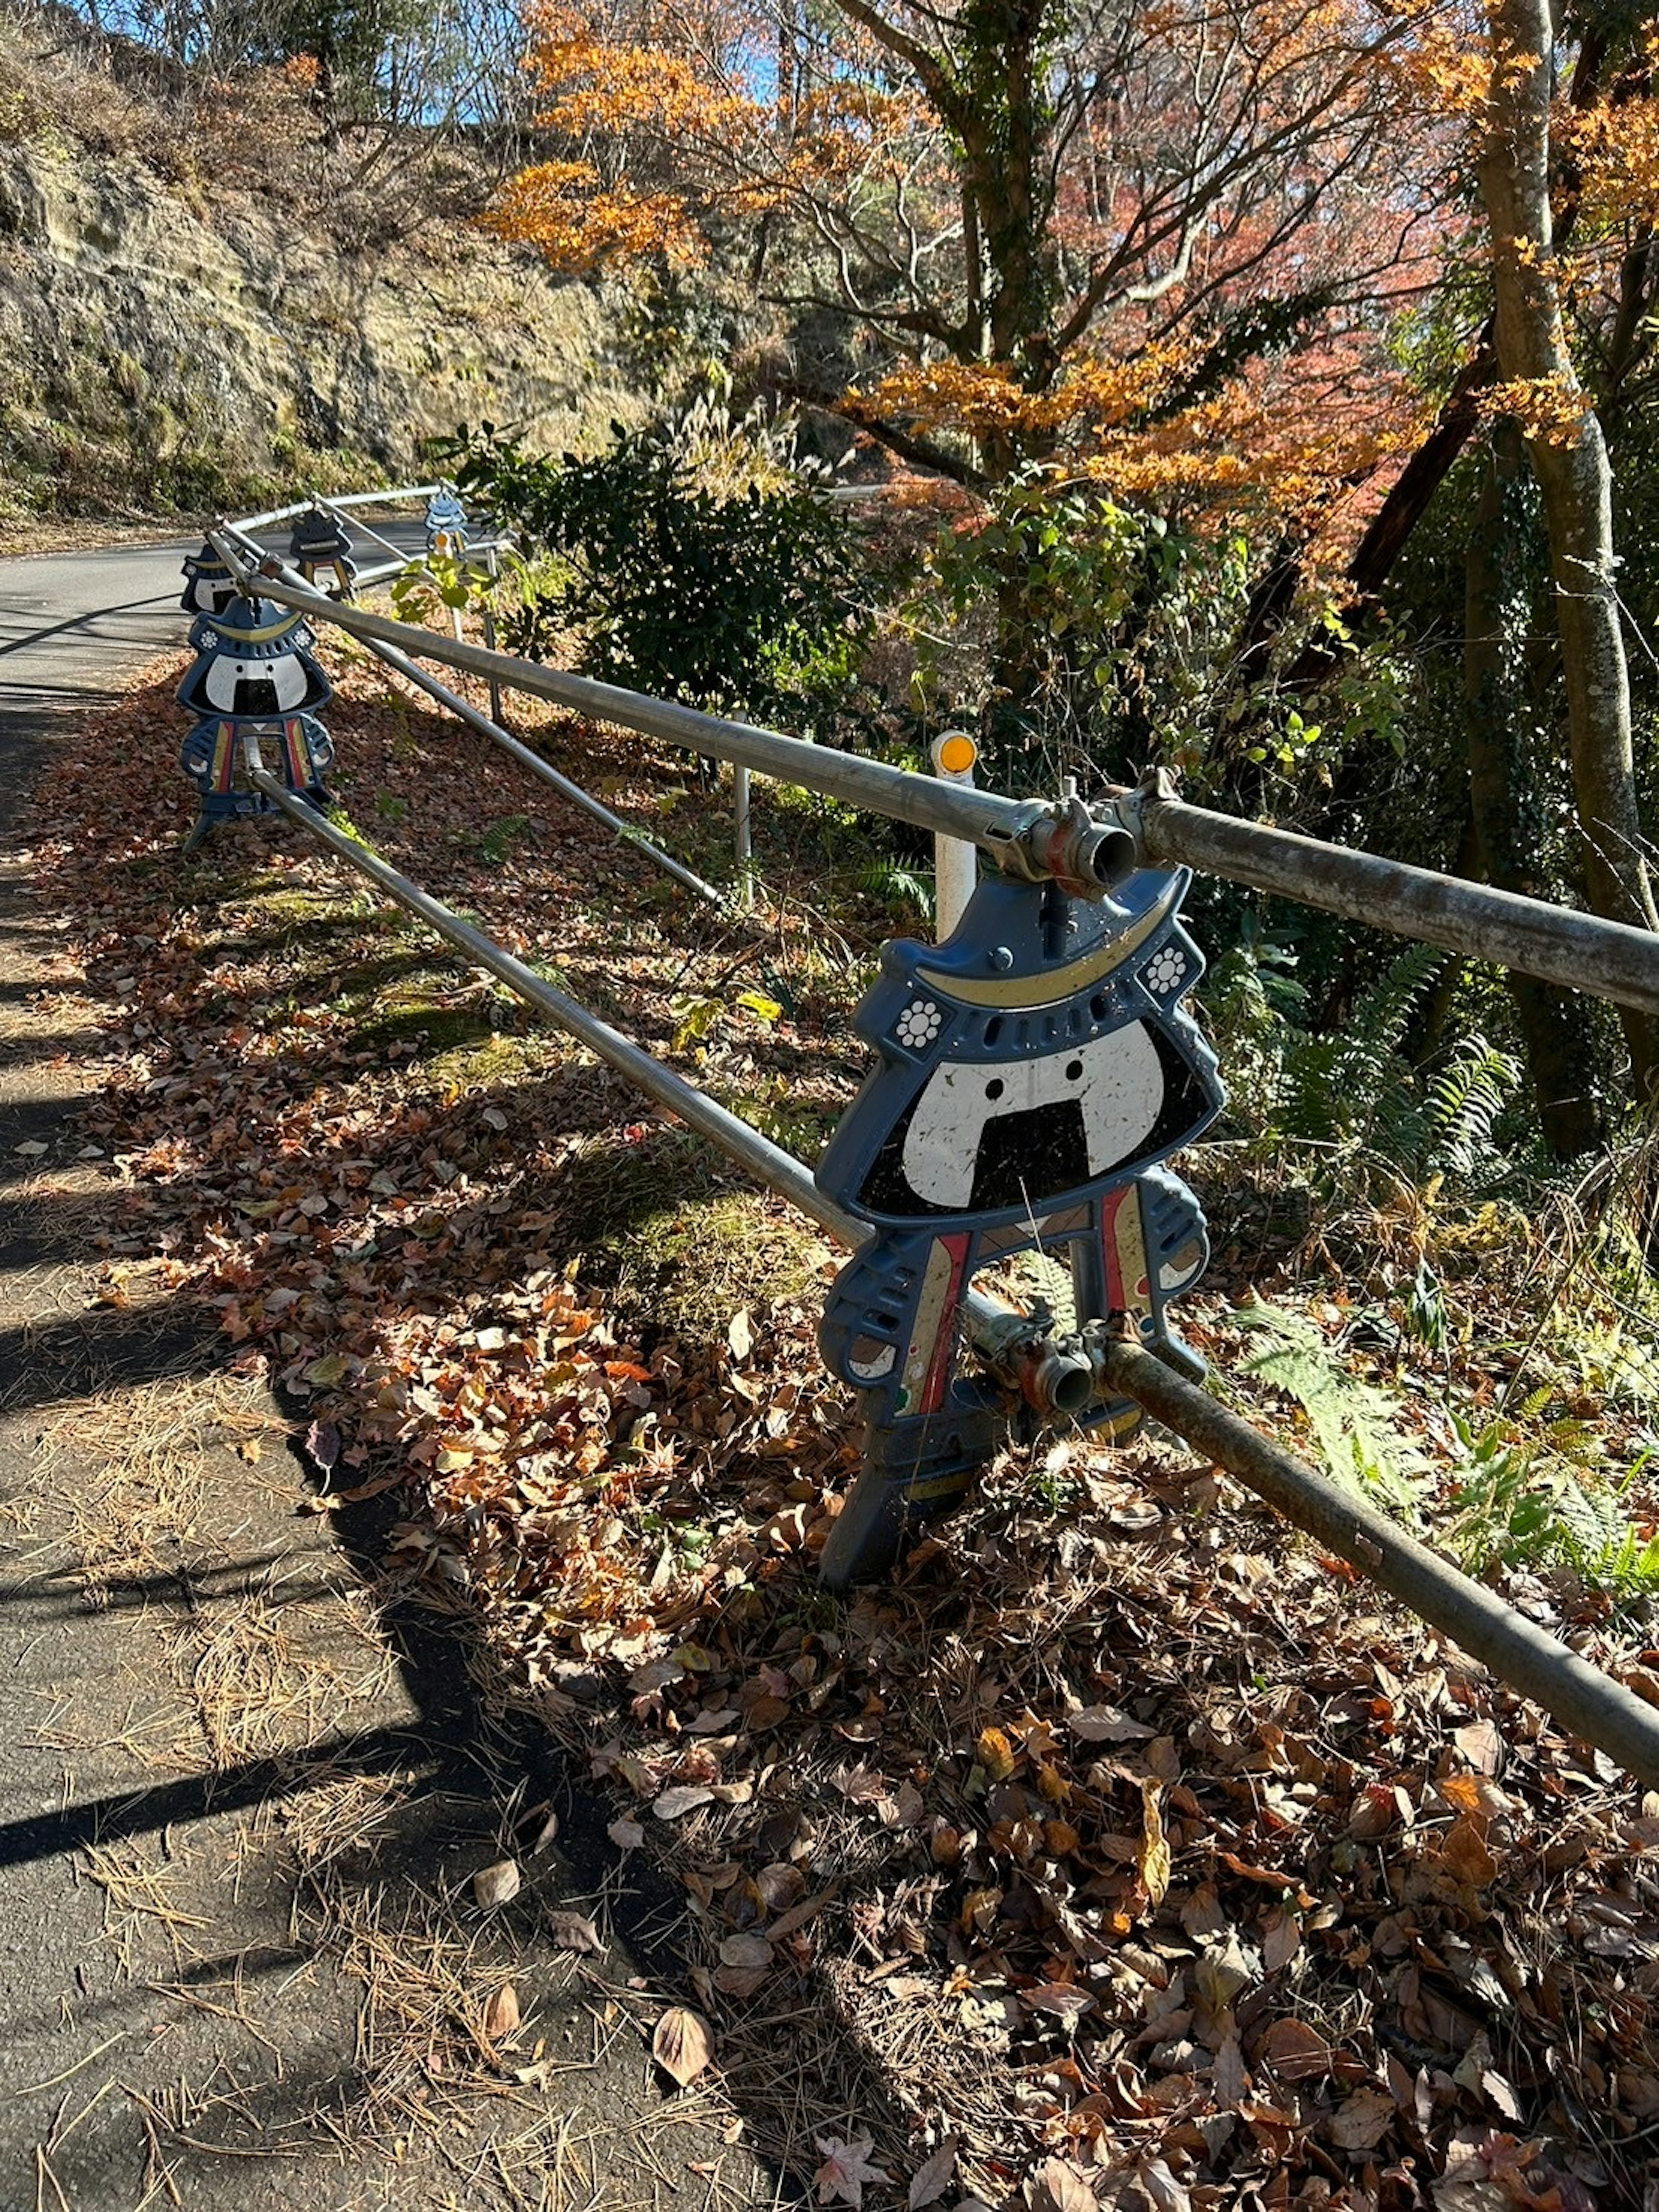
[1205,938,1524,1180]
[899,464,1261,786]
[444,401,869,737]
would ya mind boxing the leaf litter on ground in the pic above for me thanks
[24,657,1659,2210]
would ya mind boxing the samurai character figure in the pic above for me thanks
[287,506,358,598]
[176,596,336,850]
[813,866,1224,1585]
[424,487,468,559]
[180,541,240,623]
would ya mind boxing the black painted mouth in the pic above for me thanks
[969,1098,1090,1211]
[854,1023,1215,1224]
[233,676,280,716]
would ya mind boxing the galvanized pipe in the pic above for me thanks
[232,484,439,535]
[1101,1338,1659,1788]
[356,641,725,910]
[211,544,1659,1016]
[213,527,723,909]
[207,544,1069,868]
[244,769,1054,1388]
[1131,793,1659,1021]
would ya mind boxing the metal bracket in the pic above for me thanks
[984,767,1179,898]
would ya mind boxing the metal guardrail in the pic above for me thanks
[176,488,1659,1789]
[211,524,1659,1018]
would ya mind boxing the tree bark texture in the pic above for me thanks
[1464,422,1605,1155]
[1478,0,1659,1105]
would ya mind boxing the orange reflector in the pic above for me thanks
[937,733,977,775]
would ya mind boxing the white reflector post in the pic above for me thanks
[931,730,979,939]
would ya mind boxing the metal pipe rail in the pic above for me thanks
[210,539,1659,1019]
[232,483,442,535]
[1101,1339,1659,1787]
[207,541,1104,878]
[213,525,723,909]
[244,766,1082,1407]
[1133,795,1659,1024]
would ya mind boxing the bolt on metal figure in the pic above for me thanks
[814,866,1223,1585]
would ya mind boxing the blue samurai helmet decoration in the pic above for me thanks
[180,540,240,621]
[175,597,336,850]
[425,486,468,557]
[288,505,358,596]
[814,866,1224,1585]
[177,597,333,721]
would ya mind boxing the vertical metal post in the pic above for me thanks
[483,545,504,729]
[930,731,979,939]
[734,763,753,902]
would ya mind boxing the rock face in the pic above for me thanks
[0,127,637,520]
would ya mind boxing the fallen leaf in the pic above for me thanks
[472,1859,521,1909]
[1135,2155,1190,2212]
[608,1818,645,1850]
[976,1727,1017,1779]
[1260,2017,1331,2082]
[547,1910,603,1954]
[728,1308,753,1361]
[1024,2155,1097,2212]
[654,1785,715,1821]
[1327,2087,1395,2152]
[483,1984,521,2040]
[305,1416,341,1470]
[1138,1782,1171,1905]
[718,1932,772,1971]
[814,2134,891,2208]
[652,2006,713,2087]
[908,2138,958,2211]
[1068,1704,1155,1742]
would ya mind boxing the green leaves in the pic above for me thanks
[442,411,868,737]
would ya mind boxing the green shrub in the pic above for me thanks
[444,402,869,738]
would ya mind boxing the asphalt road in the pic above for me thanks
[0,528,779,2212]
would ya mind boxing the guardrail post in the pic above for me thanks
[175,586,337,851]
[483,545,504,728]
[288,506,358,600]
[733,764,753,901]
[929,730,979,939]
[813,862,1223,1585]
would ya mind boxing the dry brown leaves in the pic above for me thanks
[26,662,1659,2211]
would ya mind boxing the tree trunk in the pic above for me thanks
[1478,0,1659,1107]
[1464,422,1605,1155]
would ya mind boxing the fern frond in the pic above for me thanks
[1233,1299,1427,1517]
[1426,1034,1522,1176]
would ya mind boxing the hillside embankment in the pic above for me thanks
[0,9,639,530]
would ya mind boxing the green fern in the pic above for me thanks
[1234,1299,1428,1517]
[1445,1416,1659,1598]
[1277,942,1446,1152]
[1425,1034,1522,1177]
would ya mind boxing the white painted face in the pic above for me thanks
[899,1022,1166,1211]
[202,652,309,713]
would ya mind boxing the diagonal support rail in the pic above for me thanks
[213,525,725,909]
[1101,1339,1659,1787]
